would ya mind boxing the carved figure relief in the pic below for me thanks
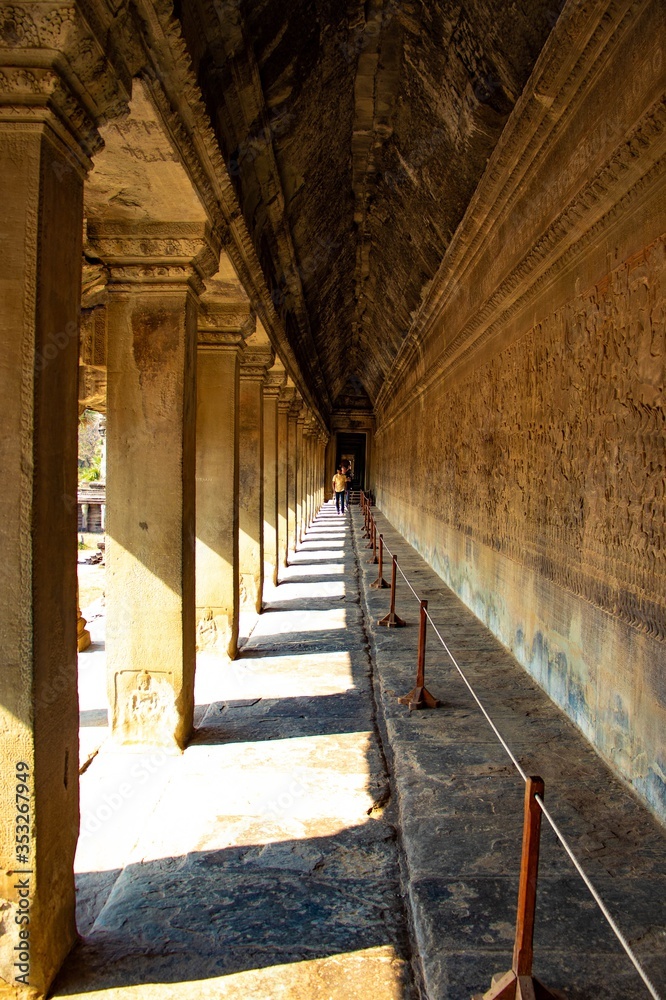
[378,237,666,640]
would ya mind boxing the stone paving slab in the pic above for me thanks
[52,504,415,1000]
[354,505,666,1000]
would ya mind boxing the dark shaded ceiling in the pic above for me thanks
[177,0,563,413]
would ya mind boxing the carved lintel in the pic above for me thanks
[105,264,205,296]
[85,219,220,282]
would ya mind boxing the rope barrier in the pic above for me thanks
[362,509,662,1000]
[534,794,662,1000]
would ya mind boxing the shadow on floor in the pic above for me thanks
[55,827,409,993]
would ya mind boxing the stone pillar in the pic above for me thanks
[277,393,291,568]
[0,23,128,996]
[305,426,314,530]
[315,435,323,511]
[239,346,274,611]
[320,435,328,508]
[287,396,301,554]
[89,223,217,750]
[296,411,306,543]
[263,367,287,594]
[196,324,246,658]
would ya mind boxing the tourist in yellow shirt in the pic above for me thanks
[332,467,348,514]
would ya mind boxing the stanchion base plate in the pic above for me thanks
[398,685,440,710]
[370,578,389,589]
[367,555,379,564]
[377,612,406,627]
[473,970,567,1000]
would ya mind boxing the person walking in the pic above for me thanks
[341,459,353,509]
[332,466,348,514]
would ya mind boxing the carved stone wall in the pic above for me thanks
[374,0,666,822]
[376,238,666,821]
[386,238,666,640]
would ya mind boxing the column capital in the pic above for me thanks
[197,330,245,351]
[263,367,288,399]
[86,219,221,293]
[198,299,254,348]
[199,300,255,338]
[240,345,274,381]
[0,2,131,163]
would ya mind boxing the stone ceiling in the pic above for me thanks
[177,0,564,412]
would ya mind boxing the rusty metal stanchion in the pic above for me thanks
[371,533,389,588]
[365,514,375,549]
[363,500,371,538]
[473,777,565,1000]
[398,600,440,710]
[367,518,379,564]
[377,554,406,627]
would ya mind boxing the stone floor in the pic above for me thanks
[355,506,666,1000]
[54,504,415,1000]
[55,501,666,1000]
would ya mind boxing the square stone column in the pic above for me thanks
[287,396,302,554]
[319,435,328,508]
[277,394,291,569]
[239,346,274,611]
[196,328,245,658]
[100,260,205,749]
[0,29,128,997]
[263,368,287,595]
[0,115,83,998]
[296,412,306,543]
[307,426,316,525]
[303,427,312,530]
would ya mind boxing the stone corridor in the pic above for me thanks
[53,503,414,1000]
[51,501,665,1000]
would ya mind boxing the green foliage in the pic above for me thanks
[78,409,104,482]
[79,461,101,482]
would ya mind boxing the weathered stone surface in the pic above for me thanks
[354,505,666,1000]
[177,0,563,406]
[52,505,414,1000]
[373,1,666,821]
[0,116,84,995]
[104,273,199,749]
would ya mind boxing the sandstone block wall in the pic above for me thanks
[377,240,665,819]
[375,1,666,822]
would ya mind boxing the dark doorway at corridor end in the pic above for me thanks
[336,432,367,493]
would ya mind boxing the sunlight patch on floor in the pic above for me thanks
[54,944,408,999]
[249,607,347,637]
[196,650,355,702]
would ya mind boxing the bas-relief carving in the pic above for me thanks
[379,236,666,643]
[115,668,177,741]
